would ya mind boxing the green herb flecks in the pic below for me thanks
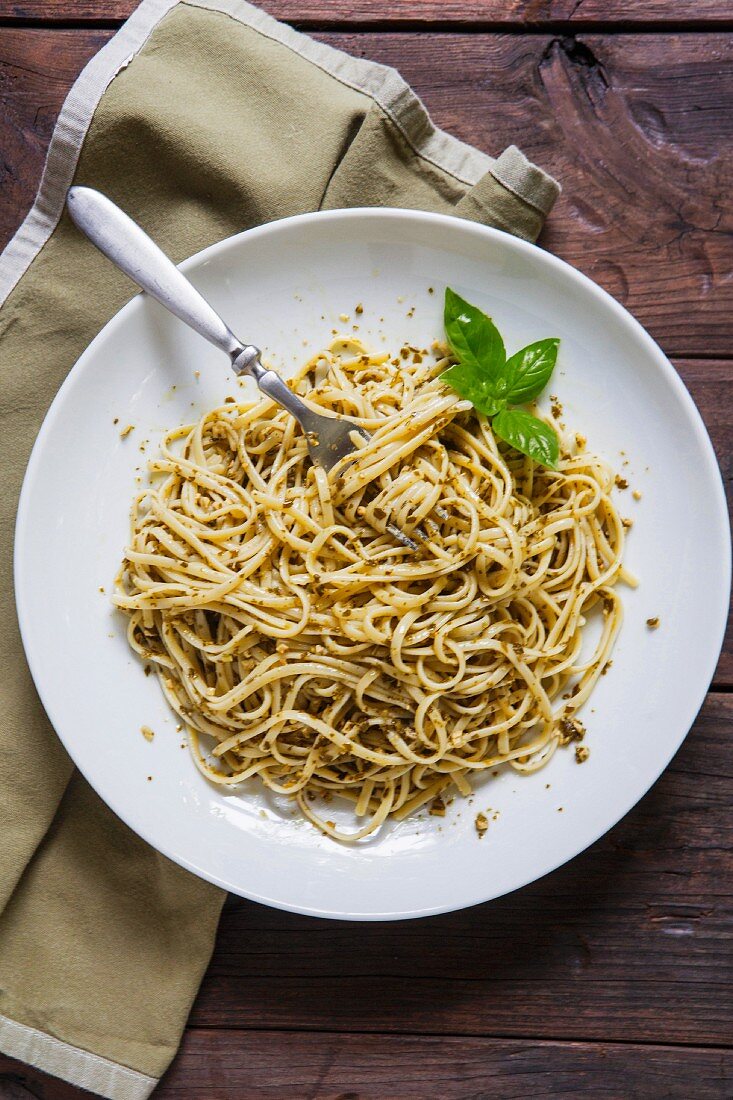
[441,288,560,468]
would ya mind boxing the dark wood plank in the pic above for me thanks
[0,1055,85,1098]
[0,28,108,250]
[1,31,732,360]
[3,1033,733,1099]
[157,1033,733,1098]
[181,694,733,1045]
[1,0,732,28]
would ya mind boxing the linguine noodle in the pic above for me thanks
[115,339,630,841]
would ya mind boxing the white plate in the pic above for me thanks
[15,210,730,920]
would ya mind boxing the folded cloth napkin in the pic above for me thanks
[0,2,559,1095]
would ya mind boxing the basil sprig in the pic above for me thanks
[441,288,560,468]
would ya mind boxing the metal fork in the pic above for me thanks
[66,187,417,550]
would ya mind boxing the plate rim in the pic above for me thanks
[14,207,732,920]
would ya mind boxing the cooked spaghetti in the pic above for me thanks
[115,339,631,840]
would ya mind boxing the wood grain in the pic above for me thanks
[1,0,732,27]
[1,31,731,360]
[157,1033,733,1098]
[179,695,733,1045]
[0,28,108,246]
[2,1033,732,1098]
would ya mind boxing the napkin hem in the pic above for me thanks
[0,1012,158,1100]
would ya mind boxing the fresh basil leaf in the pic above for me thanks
[492,408,559,469]
[444,288,506,376]
[441,363,507,417]
[504,338,560,405]
[492,357,520,399]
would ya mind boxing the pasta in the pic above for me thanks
[115,339,631,841]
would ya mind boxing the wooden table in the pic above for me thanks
[1,2,732,1096]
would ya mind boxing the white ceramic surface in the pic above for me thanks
[15,210,730,920]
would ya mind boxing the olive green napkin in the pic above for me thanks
[0,2,559,1095]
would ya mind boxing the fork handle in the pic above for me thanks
[67,186,263,379]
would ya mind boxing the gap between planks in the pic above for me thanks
[3,17,733,31]
[179,1025,733,1052]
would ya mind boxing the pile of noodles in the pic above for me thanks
[115,339,630,840]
